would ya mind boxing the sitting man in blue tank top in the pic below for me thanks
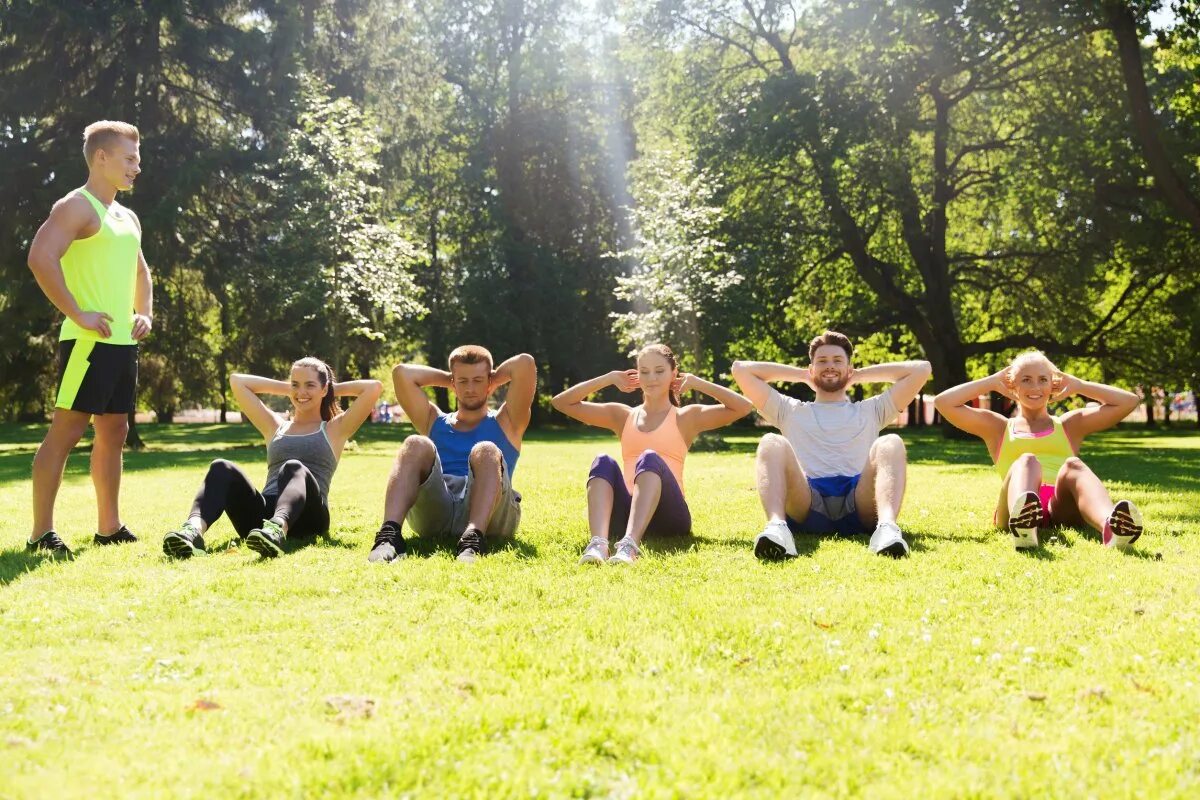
[368,345,536,563]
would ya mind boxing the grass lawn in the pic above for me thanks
[1,421,1198,798]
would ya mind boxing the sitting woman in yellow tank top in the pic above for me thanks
[934,351,1143,550]
[551,344,754,565]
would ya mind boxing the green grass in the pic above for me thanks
[1,422,1198,798]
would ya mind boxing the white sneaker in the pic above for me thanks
[607,537,640,565]
[753,520,797,560]
[1103,500,1143,550]
[869,521,909,558]
[579,536,610,565]
[1007,491,1041,550]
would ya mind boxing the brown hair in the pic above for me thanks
[448,344,494,373]
[637,343,681,406]
[808,330,854,363]
[292,357,340,421]
[83,120,140,165]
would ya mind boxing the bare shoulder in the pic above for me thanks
[52,191,94,218]
[43,192,97,235]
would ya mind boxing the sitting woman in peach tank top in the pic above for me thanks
[551,344,753,565]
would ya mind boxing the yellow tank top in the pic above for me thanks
[59,188,141,345]
[621,406,688,495]
[994,416,1074,480]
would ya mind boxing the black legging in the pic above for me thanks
[190,458,330,538]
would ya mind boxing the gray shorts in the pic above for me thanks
[406,451,522,539]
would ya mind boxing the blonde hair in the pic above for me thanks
[83,120,140,165]
[1006,350,1058,382]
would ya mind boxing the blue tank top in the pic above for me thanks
[429,410,521,477]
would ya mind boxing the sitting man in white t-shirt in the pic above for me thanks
[732,331,931,559]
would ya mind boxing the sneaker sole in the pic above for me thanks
[754,535,795,561]
[1008,493,1041,550]
[606,556,636,565]
[163,533,205,559]
[579,552,607,565]
[1105,500,1143,549]
[246,531,283,558]
[368,551,406,564]
[872,539,909,558]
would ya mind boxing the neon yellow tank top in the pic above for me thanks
[994,416,1074,480]
[58,188,141,345]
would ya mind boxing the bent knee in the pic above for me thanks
[756,433,789,457]
[469,440,502,462]
[1057,456,1087,478]
[634,449,667,471]
[870,433,906,459]
[398,435,435,459]
[208,458,236,473]
[279,459,307,476]
[1012,452,1042,469]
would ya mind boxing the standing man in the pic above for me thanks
[368,346,536,563]
[26,121,153,556]
[732,331,931,559]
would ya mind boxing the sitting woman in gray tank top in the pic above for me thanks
[162,357,382,559]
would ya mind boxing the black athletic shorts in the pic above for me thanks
[55,339,139,415]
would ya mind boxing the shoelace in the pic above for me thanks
[456,529,484,555]
[37,532,69,551]
[373,529,399,550]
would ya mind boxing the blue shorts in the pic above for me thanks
[787,474,868,536]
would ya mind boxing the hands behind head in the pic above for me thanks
[611,369,640,393]
[1051,371,1080,400]
[671,372,695,396]
[993,368,1016,400]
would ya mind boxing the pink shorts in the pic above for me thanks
[1036,483,1056,525]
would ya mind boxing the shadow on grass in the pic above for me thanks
[399,534,539,560]
[0,546,55,588]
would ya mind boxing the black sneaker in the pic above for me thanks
[246,519,285,558]
[368,524,407,563]
[95,525,138,546]
[27,530,73,558]
[163,523,207,559]
[455,525,485,563]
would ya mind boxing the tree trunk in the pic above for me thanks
[1107,4,1200,233]
[1144,389,1156,427]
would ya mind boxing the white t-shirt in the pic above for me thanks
[761,387,899,478]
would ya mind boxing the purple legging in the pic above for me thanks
[586,451,692,538]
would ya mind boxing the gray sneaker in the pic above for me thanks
[869,521,909,558]
[607,537,640,565]
[579,536,609,565]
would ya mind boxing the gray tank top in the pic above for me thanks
[262,421,338,501]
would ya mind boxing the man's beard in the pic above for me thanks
[458,396,487,411]
[815,373,849,392]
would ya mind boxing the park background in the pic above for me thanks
[1,0,1199,427]
[2,1,1200,798]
